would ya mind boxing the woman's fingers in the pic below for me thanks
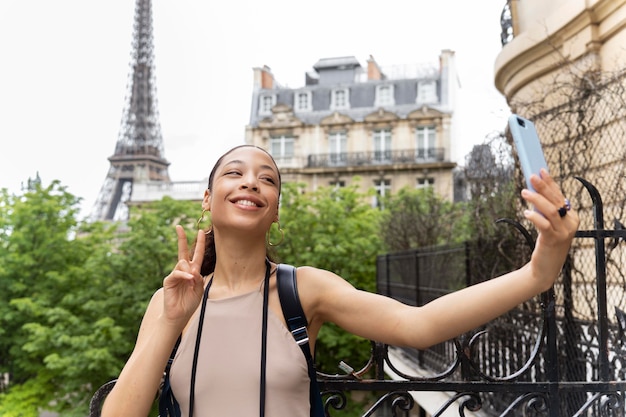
[176,225,189,261]
[177,225,205,262]
[191,230,206,271]
[523,170,579,234]
[172,226,203,280]
[533,170,566,207]
[161,227,206,327]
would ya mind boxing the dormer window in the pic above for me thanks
[375,85,395,107]
[259,94,276,115]
[416,80,438,104]
[330,88,350,110]
[294,91,312,112]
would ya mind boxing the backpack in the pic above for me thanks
[276,264,325,417]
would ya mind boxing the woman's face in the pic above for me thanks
[204,146,281,234]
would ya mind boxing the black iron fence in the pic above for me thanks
[90,178,626,416]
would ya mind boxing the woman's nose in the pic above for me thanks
[240,174,259,191]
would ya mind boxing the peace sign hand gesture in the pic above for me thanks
[161,225,206,330]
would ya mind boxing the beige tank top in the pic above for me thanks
[169,286,311,417]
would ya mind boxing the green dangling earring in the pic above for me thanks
[196,209,209,232]
[266,221,284,247]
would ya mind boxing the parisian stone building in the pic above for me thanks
[245,51,461,206]
[495,0,626,206]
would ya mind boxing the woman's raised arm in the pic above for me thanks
[304,170,579,350]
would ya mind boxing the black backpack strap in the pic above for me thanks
[277,264,309,348]
[276,264,324,417]
[158,335,181,417]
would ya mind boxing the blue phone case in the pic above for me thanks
[508,114,548,193]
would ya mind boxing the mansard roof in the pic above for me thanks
[249,54,455,128]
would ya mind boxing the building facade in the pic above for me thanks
[495,0,626,195]
[496,0,626,104]
[245,51,460,205]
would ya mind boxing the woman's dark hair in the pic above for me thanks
[197,145,282,276]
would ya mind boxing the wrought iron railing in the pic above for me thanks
[317,177,626,416]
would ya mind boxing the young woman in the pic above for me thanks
[101,144,579,417]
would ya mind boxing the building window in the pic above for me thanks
[330,180,345,188]
[416,126,436,160]
[294,91,312,112]
[373,179,391,209]
[417,177,434,189]
[259,95,276,115]
[331,88,350,110]
[416,80,437,104]
[328,131,347,165]
[269,135,294,161]
[373,129,392,162]
[375,85,394,107]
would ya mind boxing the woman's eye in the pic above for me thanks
[262,177,276,184]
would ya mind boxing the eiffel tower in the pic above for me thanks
[91,0,170,222]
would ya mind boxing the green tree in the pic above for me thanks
[379,186,469,252]
[0,179,200,416]
[0,179,120,416]
[275,182,385,376]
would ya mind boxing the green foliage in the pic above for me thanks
[0,376,50,417]
[379,186,470,251]
[0,180,111,415]
[0,180,200,416]
[275,182,385,374]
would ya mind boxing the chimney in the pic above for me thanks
[367,55,384,80]
[253,65,274,90]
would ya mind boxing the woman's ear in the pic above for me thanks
[202,189,211,211]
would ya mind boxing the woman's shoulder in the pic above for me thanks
[294,265,343,286]
[292,265,356,305]
[294,265,351,285]
[288,265,360,330]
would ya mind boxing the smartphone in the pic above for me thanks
[508,114,548,193]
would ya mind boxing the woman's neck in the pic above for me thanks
[212,243,270,292]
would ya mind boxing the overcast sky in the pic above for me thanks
[0,1,510,218]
